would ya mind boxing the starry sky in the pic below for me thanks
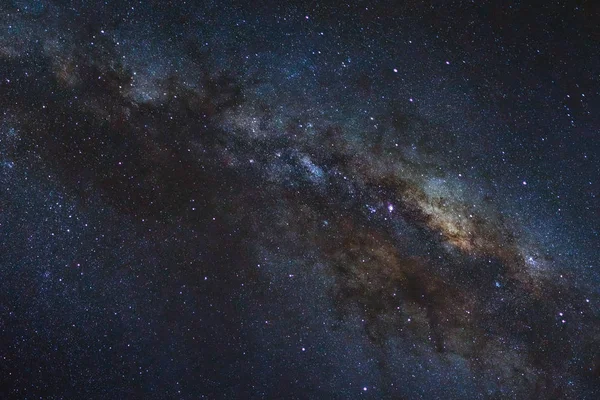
[1,1,599,399]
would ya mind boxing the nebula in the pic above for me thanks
[1,1,598,399]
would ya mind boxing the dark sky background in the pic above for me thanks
[0,1,599,399]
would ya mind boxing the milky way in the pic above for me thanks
[1,1,599,399]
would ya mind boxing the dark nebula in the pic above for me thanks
[1,1,599,399]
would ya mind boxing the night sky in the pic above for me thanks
[1,1,599,399]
